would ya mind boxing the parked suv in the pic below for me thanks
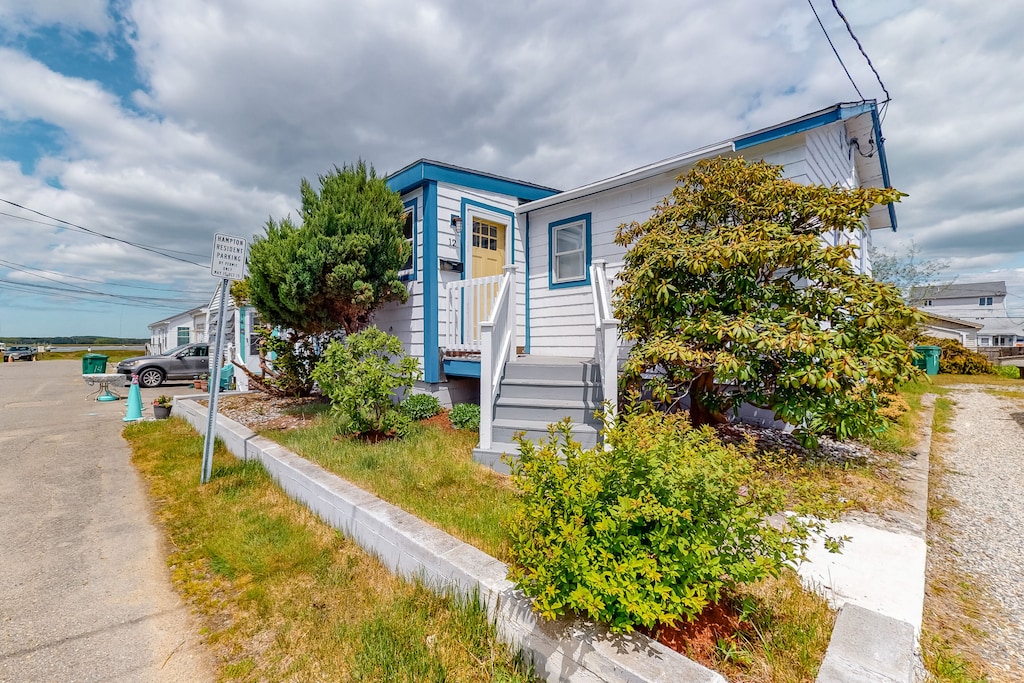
[115,343,210,387]
[3,345,37,361]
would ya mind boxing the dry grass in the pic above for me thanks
[919,395,997,682]
[125,418,535,682]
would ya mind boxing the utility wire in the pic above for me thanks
[0,210,208,259]
[830,0,891,102]
[0,198,210,267]
[0,280,199,311]
[807,0,864,100]
[0,277,205,308]
[0,257,211,295]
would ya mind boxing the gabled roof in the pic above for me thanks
[911,281,1007,300]
[517,100,896,231]
[387,159,560,201]
[919,311,984,330]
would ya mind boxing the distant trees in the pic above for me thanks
[614,157,920,445]
[242,161,411,395]
[869,241,950,304]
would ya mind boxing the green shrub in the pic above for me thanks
[400,393,442,420]
[993,364,1022,379]
[311,327,421,436]
[504,412,813,633]
[919,336,993,375]
[449,403,480,430]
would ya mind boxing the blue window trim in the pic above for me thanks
[399,198,418,282]
[548,213,592,289]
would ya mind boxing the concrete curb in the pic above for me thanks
[175,397,725,683]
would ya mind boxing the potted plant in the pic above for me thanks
[153,395,173,419]
[193,373,209,391]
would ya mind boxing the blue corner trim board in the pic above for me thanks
[400,198,419,281]
[388,160,558,202]
[442,358,481,378]
[871,105,899,232]
[548,213,592,290]
[423,181,439,383]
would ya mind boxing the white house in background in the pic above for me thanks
[148,284,263,390]
[911,281,1024,349]
[375,100,900,469]
[148,305,207,354]
[919,311,983,350]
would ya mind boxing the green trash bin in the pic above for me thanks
[82,353,109,374]
[914,345,941,375]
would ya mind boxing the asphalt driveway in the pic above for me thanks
[0,360,213,682]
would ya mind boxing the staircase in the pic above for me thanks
[472,356,605,474]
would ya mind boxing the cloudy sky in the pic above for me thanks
[0,0,1021,337]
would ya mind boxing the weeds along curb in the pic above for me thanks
[174,397,725,683]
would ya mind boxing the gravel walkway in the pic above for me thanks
[943,385,1024,678]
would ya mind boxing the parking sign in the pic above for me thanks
[211,233,247,280]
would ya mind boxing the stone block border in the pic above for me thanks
[174,395,923,683]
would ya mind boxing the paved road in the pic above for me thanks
[0,360,213,682]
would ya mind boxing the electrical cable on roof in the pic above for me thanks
[831,0,891,103]
[806,0,864,100]
[0,198,210,267]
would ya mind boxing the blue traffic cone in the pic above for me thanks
[124,375,144,422]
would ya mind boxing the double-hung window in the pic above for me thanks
[979,296,993,306]
[399,199,417,279]
[549,214,591,288]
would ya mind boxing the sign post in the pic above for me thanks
[202,233,248,484]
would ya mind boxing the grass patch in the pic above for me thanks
[268,417,515,560]
[261,409,868,682]
[37,349,142,363]
[918,394,996,682]
[124,418,534,682]
[930,373,1024,388]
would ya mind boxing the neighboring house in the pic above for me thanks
[148,305,207,355]
[148,285,263,390]
[911,281,1024,349]
[375,100,898,467]
[919,311,983,350]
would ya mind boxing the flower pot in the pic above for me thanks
[153,404,172,419]
[194,380,208,391]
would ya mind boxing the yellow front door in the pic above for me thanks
[469,218,506,340]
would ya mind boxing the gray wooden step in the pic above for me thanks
[498,377,602,402]
[494,396,602,423]
[472,442,521,475]
[491,418,600,448]
[503,358,600,383]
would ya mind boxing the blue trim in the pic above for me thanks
[524,213,531,353]
[442,358,481,378]
[734,101,875,151]
[399,198,419,281]
[548,213,592,289]
[388,160,558,201]
[423,181,439,383]
[870,105,898,232]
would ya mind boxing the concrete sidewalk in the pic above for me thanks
[0,360,212,682]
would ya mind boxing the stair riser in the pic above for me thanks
[494,403,602,424]
[498,382,603,402]
[492,425,599,447]
[503,363,601,383]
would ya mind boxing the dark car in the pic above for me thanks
[3,345,37,361]
[115,343,210,387]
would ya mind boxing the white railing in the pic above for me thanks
[479,265,517,450]
[442,273,505,352]
[591,260,620,427]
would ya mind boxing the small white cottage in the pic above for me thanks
[375,100,899,469]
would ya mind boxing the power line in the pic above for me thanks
[0,198,211,267]
[806,0,864,100]
[0,279,199,311]
[0,257,211,295]
[0,276,205,308]
[830,0,891,103]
